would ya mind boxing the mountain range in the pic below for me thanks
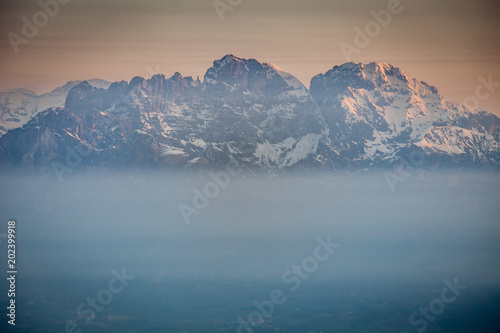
[0,55,498,172]
[0,78,110,137]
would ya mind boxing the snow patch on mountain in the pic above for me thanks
[311,61,498,165]
[415,126,498,157]
[161,145,189,156]
[1,56,498,170]
[0,79,111,137]
[254,133,322,168]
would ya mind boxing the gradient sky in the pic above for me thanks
[0,0,499,114]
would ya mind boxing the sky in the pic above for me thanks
[0,0,499,115]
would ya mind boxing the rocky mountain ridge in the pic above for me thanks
[0,55,498,172]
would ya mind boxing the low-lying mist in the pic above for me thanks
[1,168,499,288]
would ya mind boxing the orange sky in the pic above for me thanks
[1,0,499,115]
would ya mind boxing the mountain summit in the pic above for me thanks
[311,62,499,166]
[0,56,498,171]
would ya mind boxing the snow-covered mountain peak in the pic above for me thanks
[3,88,38,96]
[0,79,111,137]
[318,61,411,90]
[311,62,499,165]
[263,62,308,94]
[204,54,247,82]
[1,57,498,169]
[263,62,284,72]
[49,78,110,95]
[218,54,239,65]
[203,55,309,100]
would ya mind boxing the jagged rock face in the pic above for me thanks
[0,56,498,171]
[56,55,327,169]
[197,55,327,168]
[311,62,499,166]
[0,79,110,137]
[0,107,91,167]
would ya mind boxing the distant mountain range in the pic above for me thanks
[0,78,110,137]
[0,55,498,172]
